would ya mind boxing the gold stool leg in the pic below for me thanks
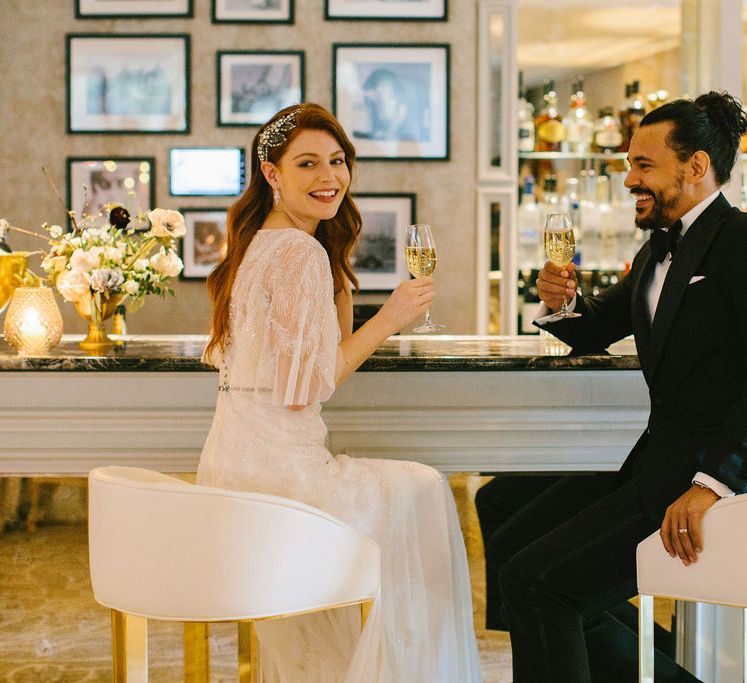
[26,478,40,534]
[112,609,148,682]
[238,621,260,683]
[184,622,210,682]
[361,600,373,631]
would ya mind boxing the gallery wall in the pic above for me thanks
[0,0,477,336]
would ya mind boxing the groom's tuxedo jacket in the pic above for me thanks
[543,193,747,514]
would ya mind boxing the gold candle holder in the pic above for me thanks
[3,287,63,355]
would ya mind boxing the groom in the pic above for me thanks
[482,91,747,682]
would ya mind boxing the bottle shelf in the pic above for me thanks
[518,151,628,161]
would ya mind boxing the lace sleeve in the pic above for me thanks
[265,235,338,406]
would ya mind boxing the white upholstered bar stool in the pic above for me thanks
[88,466,380,682]
[637,494,747,682]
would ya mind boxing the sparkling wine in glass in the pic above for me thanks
[404,223,445,333]
[543,212,581,321]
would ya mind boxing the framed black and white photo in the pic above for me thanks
[333,44,449,160]
[179,209,228,279]
[75,0,193,18]
[66,34,190,134]
[212,0,293,24]
[67,157,156,227]
[169,147,245,196]
[352,193,415,291]
[326,0,446,21]
[217,51,304,127]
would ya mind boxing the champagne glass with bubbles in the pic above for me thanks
[543,212,581,321]
[405,223,445,333]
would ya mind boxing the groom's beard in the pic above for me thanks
[631,171,684,232]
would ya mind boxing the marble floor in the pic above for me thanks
[0,475,512,682]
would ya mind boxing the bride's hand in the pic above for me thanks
[380,277,435,333]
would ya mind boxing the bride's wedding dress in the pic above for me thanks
[198,228,481,682]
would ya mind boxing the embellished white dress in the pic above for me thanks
[198,228,481,683]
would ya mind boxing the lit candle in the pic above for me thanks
[19,308,48,355]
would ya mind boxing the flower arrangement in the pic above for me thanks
[40,205,185,317]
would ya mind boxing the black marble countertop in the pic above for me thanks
[0,335,640,372]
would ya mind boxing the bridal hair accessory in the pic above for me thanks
[257,108,302,163]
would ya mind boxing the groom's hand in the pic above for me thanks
[537,262,578,312]
[660,485,719,565]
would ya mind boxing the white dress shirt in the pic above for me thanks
[537,190,734,497]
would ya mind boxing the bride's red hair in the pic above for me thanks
[204,104,362,361]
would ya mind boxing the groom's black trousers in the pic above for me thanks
[476,474,700,682]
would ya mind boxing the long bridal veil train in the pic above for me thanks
[198,228,481,682]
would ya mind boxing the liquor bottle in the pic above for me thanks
[517,175,541,269]
[112,304,127,347]
[540,174,560,233]
[619,83,632,152]
[624,80,646,149]
[535,81,565,152]
[517,71,536,153]
[565,177,582,265]
[597,174,617,270]
[609,170,637,267]
[592,107,624,153]
[562,77,594,154]
[579,170,601,269]
[0,219,13,255]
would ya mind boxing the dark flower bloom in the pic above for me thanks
[109,206,131,231]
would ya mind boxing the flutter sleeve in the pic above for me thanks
[265,235,339,406]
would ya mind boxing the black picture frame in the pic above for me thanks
[211,0,293,24]
[216,50,305,127]
[75,0,193,18]
[352,192,416,292]
[66,157,156,229]
[66,33,190,134]
[179,208,228,279]
[169,147,246,197]
[325,0,447,21]
[333,43,450,161]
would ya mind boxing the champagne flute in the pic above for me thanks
[543,212,581,321]
[405,223,445,333]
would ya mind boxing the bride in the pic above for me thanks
[198,103,481,682]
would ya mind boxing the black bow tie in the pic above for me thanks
[649,220,683,263]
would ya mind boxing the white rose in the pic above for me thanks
[134,258,149,271]
[150,248,183,278]
[104,246,124,264]
[69,248,99,273]
[148,209,186,238]
[56,269,90,303]
[123,280,140,296]
[48,224,64,239]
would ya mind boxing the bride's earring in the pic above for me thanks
[273,188,281,206]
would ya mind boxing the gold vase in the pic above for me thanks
[74,292,125,352]
[0,252,31,314]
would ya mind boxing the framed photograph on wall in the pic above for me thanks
[212,0,293,24]
[169,147,245,196]
[179,209,228,279]
[217,51,304,127]
[325,0,446,20]
[67,157,156,228]
[333,44,450,160]
[75,0,193,18]
[66,34,190,134]
[352,193,415,291]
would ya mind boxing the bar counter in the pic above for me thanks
[0,335,648,476]
[0,334,640,372]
